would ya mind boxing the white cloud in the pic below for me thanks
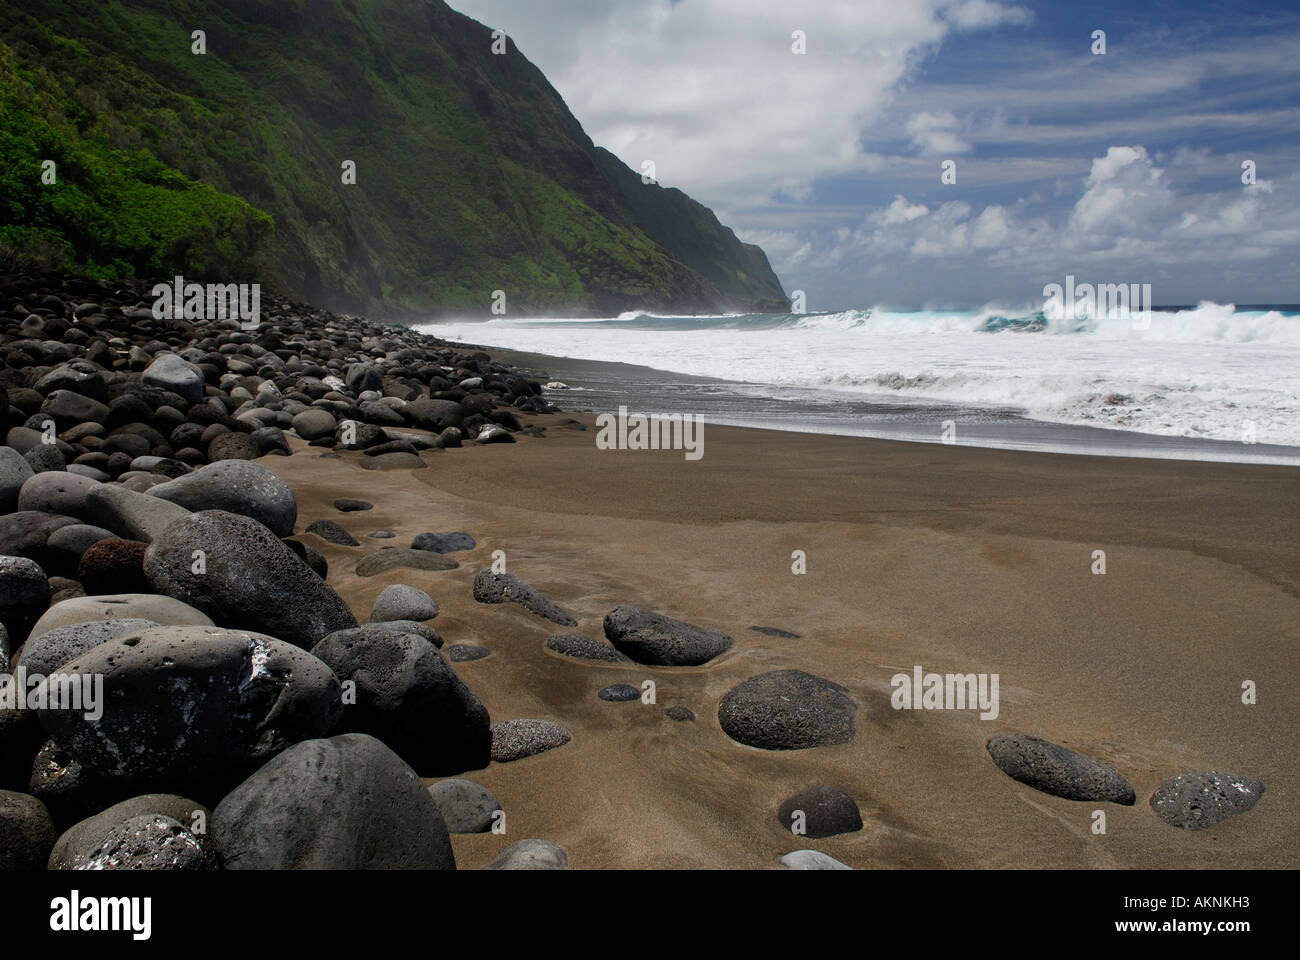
[905,111,972,156]
[783,146,1300,306]
[882,195,930,224]
[452,0,1033,206]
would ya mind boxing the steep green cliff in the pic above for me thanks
[0,0,788,317]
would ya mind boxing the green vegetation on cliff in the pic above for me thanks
[0,0,788,317]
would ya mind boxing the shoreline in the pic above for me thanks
[436,340,1300,468]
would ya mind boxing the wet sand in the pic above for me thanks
[266,414,1299,869]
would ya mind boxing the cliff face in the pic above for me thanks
[0,0,788,317]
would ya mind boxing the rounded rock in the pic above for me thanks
[310,628,489,776]
[986,733,1136,805]
[370,583,439,623]
[604,604,733,666]
[16,618,159,676]
[777,785,864,838]
[718,670,857,751]
[427,778,501,834]
[48,793,211,870]
[212,733,455,870]
[143,510,357,649]
[147,460,297,537]
[28,594,213,642]
[37,625,344,794]
[0,790,57,870]
[1149,771,1265,830]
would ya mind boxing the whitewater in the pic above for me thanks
[420,302,1300,451]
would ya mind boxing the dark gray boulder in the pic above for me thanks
[986,733,1136,805]
[207,432,261,461]
[33,363,106,403]
[141,354,204,405]
[0,556,49,644]
[27,594,212,641]
[37,625,343,794]
[604,605,733,666]
[472,570,576,626]
[24,443,66,474]
[305,519,359,546]
[143,510,357,648]
[311,627,490,775]
[1149,771,1265,830]
[411,531,476,554]
[212,733,456,870]
[16,471,99,517]
[84,483,191,542]
[0,447,35,513]
[777,785,864,838]
[39,390,110,432]
[665,706,696,722]
[0,790,57,870]
[292,408,337,441]
[544,633,633,664]
[718,670,858,751]
[406,397,463,433]
[15,618,159,676]
[370,583,439,623]
[427,778,501,834]
[147,461,297,537]
[48,793,211,870]
[345,363,382,394]
[52,813,209,870]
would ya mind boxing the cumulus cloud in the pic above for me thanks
[1068,146,1177,238]
[882,195,930,224]
[452,0,1033,205]
[793,146,1300,305]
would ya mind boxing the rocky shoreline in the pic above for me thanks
[0,274,1272,870]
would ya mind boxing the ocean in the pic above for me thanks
[418,302,1300,465]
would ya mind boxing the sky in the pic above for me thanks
[451,0,1300,311]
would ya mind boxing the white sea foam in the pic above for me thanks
[419,301,1300,447]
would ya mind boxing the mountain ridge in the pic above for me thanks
[0,0,789,319]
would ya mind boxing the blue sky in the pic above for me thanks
[453,0,1300,310]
